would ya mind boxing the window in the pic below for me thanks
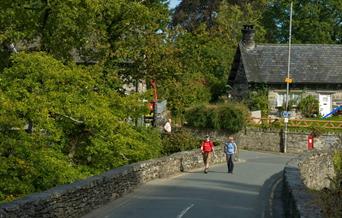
[276,92,301,107]
[276,93,285,107]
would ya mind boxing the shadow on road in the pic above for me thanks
[83,171,263,218]
[258,171,284,218]
[182,169,227,174]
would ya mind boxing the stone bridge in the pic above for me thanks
[0,128,340,218]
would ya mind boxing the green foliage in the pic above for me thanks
[263,0,342,44]
[0,131,89,202]
[244,86,269,116]
[185,103,249,133]
[165,26,230,103]
[308,126,324,137]
[298,95,319,118]
[0,0,171,75]
[158,75,211,120]
[0,53,163,202]
[110,1,173,83]
[169,1,267,103]
[172,0,267,34]
[161,128,200,155]
[218,103,249,133]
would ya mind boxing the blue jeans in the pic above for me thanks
[226,154,234,173]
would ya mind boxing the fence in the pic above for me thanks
[250,117,342,129]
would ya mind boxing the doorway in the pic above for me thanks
[319,94,332,116]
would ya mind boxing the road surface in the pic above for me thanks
[83,150,295,218]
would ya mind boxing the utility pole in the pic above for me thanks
[284,2,293,153]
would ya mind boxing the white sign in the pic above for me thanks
[284,118,289,123]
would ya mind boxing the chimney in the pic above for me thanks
[241,25,255,50]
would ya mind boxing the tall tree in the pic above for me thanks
[0,52,163,201]
[172,0,267,31]
[108,1,174,84]
[262,0,342,44]
[0,0,113,67]
[168,1,266,103]
[0,0,171,66]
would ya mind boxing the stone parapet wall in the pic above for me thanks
[235,127,341,153]
[188,127,341,153]
[298,151,336,190]
[1,127,339,218]
[0,147,226,218]
[283,157,323,218]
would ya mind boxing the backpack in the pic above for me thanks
[225,142,235,154]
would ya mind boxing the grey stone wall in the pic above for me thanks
[283,150,339,218]
[1,127,339,218]
[234,127,341,153]
[0,147,227,218]
[283,157,323,218]
[299,151,336,190]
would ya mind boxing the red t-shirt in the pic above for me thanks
[201,140,214,152]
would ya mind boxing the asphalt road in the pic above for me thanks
[83,150,295,218]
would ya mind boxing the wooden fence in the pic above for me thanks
[250,117,342,129]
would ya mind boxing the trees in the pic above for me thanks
[167,1,266,104]
[0,53,162,202]
[184,103,249,133]
[172,0,267,32]
[262,0,342,44]
[0,0,172,70]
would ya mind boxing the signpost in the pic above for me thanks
[284,2,293,153]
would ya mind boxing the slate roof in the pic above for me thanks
[239,43,342,84]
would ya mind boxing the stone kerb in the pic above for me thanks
[0,147,226,218]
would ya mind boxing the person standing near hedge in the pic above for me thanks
[224,136,238,174]
[201,135,214,174]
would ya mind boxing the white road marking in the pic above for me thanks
[177,204,194,218]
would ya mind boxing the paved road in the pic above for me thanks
[83,151,295,218]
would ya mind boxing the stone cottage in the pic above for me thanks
[228,25,342,117]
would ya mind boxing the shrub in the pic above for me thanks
[0,133,89,203]
[298,95,319,117]
[161,128,200,155]
[245,88,269,116]
[184,106,205,128]
[185,102,249,133]
[0,52,164,202]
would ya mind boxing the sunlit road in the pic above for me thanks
[83,151,295,218]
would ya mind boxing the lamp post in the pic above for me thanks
[284,2,293,153]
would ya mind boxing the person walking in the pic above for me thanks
[224,136,238,174]
[201,135,214,174]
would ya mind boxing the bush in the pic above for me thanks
[298,95,319,117]
[245,88,269,116]
[0,53,164,202]
[0,133,89,203]
[161,128,200,155]
[185,102,249,133]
